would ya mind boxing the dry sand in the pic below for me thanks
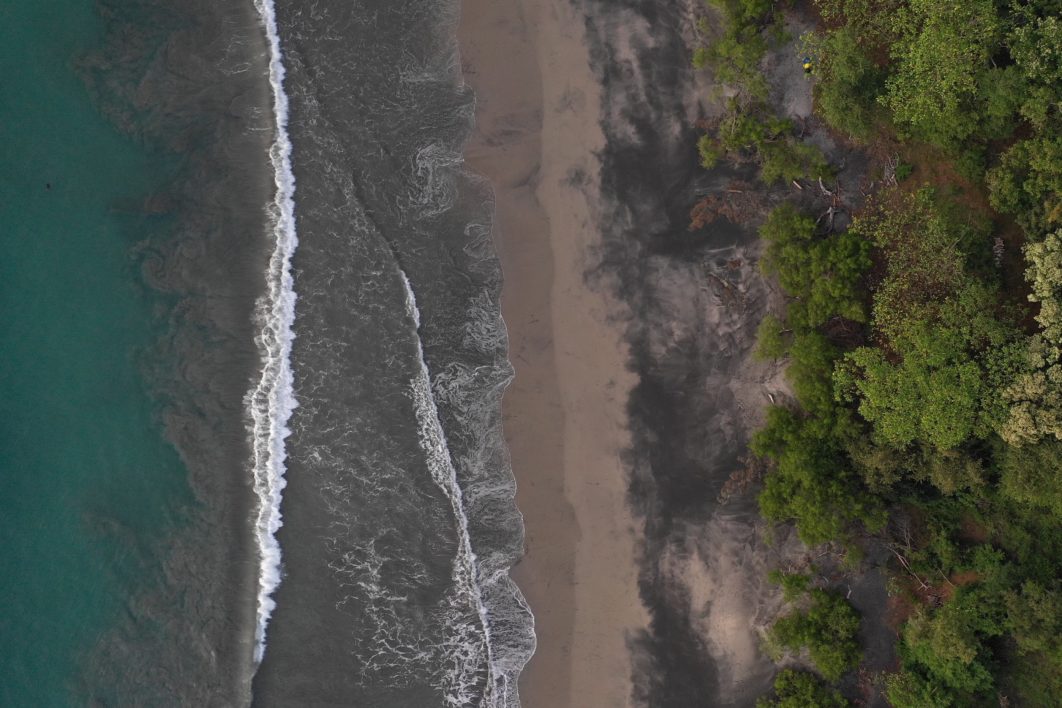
[459,1,650,706]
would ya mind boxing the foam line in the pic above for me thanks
[248,0,299,665]
[401,271,501,705]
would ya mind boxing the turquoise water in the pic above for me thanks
[0,2,193,704]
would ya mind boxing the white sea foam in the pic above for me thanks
[248,0,298,665]
[401,272,511,706]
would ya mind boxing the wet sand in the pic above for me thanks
[459,1,649,706]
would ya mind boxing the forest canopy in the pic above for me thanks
[694,0,1062,704]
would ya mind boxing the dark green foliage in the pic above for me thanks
[999,439,1062,516]
[767,589,862,681]
[812,26,886,140]
[700,0,781,95]
[697,134,723,169]
[742,0,1062,702]
[759,204,869,329]
[883,492,1062,706]
[988,137,1062,238]
[753,407,882,544]
[709,105,832,184]
[756,669,850,708]
[759,139,832,184]
[768,570,811,601]
[912,448,986,495]
[835,192,1021,453]
[754,313,790,360]
[787,332,841,419]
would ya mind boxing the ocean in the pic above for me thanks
[1,0,532,705]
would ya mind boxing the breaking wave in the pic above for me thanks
[247,0,299,665]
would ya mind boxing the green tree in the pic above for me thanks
[759,204,869,329]
[767,589,862,681]
[836,320,985,450]
[1005,582,1062,661]
[850,190,995,345]
[881,0,1008,149]
[999,439,1062,515]
[1007,13,1062,131]
[840,193,1019,451]
[901,588,1004,695]
[753,407,881,544]
[988,137,1062,238]
[756,669,850,707]
[813,0,903,47]
[755,313,790,360]
[811,26,886,140]
[999,231,1062,445]
[885,670,956,708]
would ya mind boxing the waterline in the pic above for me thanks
[248,0,299,665]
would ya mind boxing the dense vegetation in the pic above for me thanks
[694,0,1062,704]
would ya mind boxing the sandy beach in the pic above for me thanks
[460,1,649,706]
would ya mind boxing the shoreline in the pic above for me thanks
[459,1,650,705]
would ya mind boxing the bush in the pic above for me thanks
[768,570,811,602]
[756,669,850,708]
[755,313,790,360]
[767,589,862,681]
[755,410,883,545]
[697,134,723,169]
[812,26,886,140]
[987,138,1062,238]
[759,204,869,329]
[699,0,781,96]
[999,439,1062,515]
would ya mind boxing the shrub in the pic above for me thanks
[756,669,850,708]
[999,439,1062,515]
[755,313,790,360]
[812,26,886,140]
[767,589,862,681]
[759,204,869,329]
[988,138,1062,238]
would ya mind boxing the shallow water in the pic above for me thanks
[251,1,533,704]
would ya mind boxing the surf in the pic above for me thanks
[247,0,299,666]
